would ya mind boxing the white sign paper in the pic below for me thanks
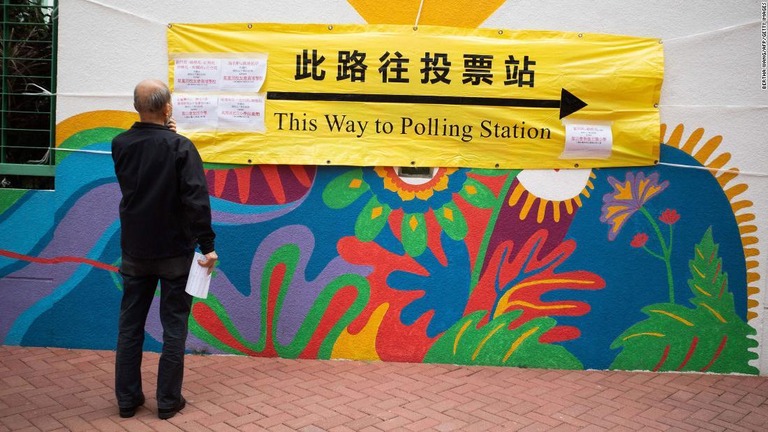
[174,58,222,91]
[217,95,266,131]
[221,58,267,92]
[560,120,613,159]
[173,94,218,130]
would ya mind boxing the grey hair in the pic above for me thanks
[134,81,171,114]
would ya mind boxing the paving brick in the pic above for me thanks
[312,412,354,429]
[709,418,755,432]
[0,414,33,430]
[224,411,266,428]
[519,421,557,432]
[740,410,768,428]
[253,411,296,428]
[405,417,442,431]
[282,412,326,430]
[208,423,241,432]
[26,414,64,431]
[714,406,748,423]
[344,414,381,430]
[739,392,767,406]
[375,415,413,430]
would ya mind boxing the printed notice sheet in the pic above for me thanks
[174,58,222,91]
[185,252,211,299]
[173,94,218,130]
[221,58,267,92]
[217,95,266,131]
[560,120,613,159]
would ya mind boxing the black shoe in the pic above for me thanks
[158,397,186,420]
[118,394,145,418]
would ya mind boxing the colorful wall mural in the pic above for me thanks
[0,114,759,373]
[1,1,764,374]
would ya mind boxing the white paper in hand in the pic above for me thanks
[185,252,212,299]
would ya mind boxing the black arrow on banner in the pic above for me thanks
[267,88,587,119]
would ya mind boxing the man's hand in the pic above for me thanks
[198,251,218,274]
[166,117,177,132]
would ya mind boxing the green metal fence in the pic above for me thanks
[1,0,57,190]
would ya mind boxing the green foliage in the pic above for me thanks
[322,168,368,209]
[459,177,496,208]
[434,201,468,241]
[424,310,583,369]
[610,228,758,373]
[354,195,391,241]
[401,212,428,257]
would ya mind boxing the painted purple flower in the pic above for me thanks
[600,172,669,240]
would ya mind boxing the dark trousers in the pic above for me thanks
[115,254,193,410]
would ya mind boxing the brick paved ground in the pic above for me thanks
[1,346,767,431]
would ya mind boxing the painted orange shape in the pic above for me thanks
[347,0,506,28]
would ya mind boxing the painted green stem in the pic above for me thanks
[642,246,665,261]
[640,207,674,303]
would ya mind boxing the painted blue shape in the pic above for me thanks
[387,231,471,337]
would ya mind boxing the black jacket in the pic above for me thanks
[112,122,215,259]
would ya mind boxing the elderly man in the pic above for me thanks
[112,79,217,419]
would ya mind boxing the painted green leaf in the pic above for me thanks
[688,227,729,301]
[424,310,583,369]
[610,227,758,374]
[458,177,496,209]
[401,212,427,257]
[434,202,468,241]
[469,168,518,177]
[322,168,368,209]
[354,195,391,241]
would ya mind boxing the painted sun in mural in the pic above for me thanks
[509,169,596,223]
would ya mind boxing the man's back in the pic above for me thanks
[112,122,213,260]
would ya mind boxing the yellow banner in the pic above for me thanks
[167,23,663,169]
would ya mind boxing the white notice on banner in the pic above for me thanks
[173,94,218,130]
[174,58,222,91]
[221,58,267,92]
[217,95,265,132]
[560,120,613,159]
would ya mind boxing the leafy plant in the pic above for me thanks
[610,228,758,373]
[424,310,582,369]
[465,229,605,344]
